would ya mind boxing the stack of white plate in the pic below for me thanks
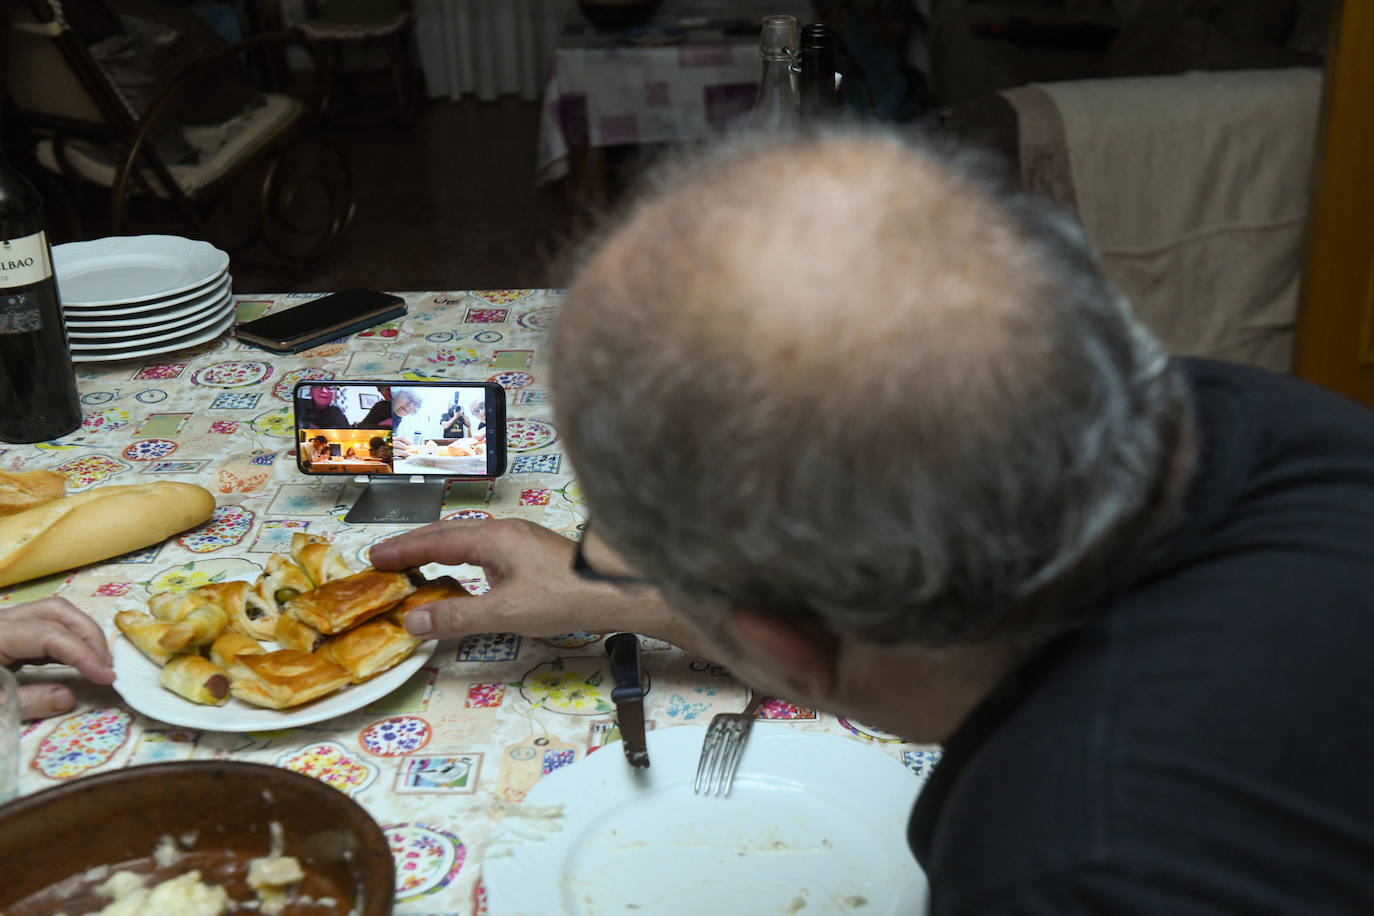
[53,235,234,363]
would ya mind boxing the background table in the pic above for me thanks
[536,0,813,189]
[1,289,938,915]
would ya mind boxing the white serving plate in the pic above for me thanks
[111,634,438,732]
[63,272,232,321]
[484,725,929,916]
[69,290,233,347]
[67,286,234,339]
[54,235,230,306]
[70,307,235,363]
[395,452,487,475]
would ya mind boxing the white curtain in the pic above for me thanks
[414,0,573,102]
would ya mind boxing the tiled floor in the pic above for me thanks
[228,96,576,296]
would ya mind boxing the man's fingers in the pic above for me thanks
[5,625,116,685]
[33,599,112,667]
[18,683,76,721]
[400,596,486,639]
[370,519,493,570]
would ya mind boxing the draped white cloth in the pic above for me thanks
[414,0,573,101]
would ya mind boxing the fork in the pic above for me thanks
[694,692,766,797]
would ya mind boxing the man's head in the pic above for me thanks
[311,435,328,446]
[553,128,1192,655]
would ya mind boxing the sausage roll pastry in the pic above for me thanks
[228,650,353,709]
[209,631,266,670]
[283,569,415,635]
[290,532,352,587]
[318,617,422,683]
[114,610,175,666]
[158,603,230,653]
[158,654,231,706]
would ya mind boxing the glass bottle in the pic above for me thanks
[0,153,82,443]
[799,22,837,120]
[750,14,800,130]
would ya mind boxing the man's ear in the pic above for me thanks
[726,607,837,698]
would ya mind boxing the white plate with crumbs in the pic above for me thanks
[111,634,437,731]
[483,725,929,916]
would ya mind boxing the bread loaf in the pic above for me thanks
[0,469,65,517]
[0,482,215,588]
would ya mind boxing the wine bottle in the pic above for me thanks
[750,14,800,130]
[799,22,837,120]
[0,154,82,443]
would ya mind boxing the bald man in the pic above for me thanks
[373,128,1374,910]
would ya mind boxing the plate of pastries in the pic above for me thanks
[110,533,455,731]
[405,438,487,473]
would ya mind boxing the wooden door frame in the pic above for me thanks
[1291,0,1374,401]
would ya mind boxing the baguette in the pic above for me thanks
[0,470,65,517]
[0,483,215,588]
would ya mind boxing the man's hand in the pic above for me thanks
[1,598,116,720]
[369,518,702,651]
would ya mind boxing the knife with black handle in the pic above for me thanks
[605,632,650,768]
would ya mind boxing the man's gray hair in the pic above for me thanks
[552,127,1194,646]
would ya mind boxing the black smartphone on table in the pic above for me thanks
[235,289,407,353]
[294,380,507,478]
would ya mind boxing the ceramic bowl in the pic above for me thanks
[0,760,394,914]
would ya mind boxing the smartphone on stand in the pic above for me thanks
[236,289,407,353]
[293,380,507,523]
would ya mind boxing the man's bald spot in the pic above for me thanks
[567,133,1053,383]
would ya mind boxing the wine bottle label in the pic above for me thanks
[0,231,53,288]
[0,231,52,334]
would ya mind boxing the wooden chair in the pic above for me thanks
[3,0,356,260]
[297,0,421,127]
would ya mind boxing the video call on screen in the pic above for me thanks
[296,383,492,476]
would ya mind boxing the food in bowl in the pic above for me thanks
[0,761,393,915]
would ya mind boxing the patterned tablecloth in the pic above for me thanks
[536,0,812,182]
[1,289,939,915]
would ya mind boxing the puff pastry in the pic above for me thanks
[114,610,175,666]
[209,631,265,670]
[274,612,326,653]
[290,532,353,587]
[159,654,231,706]
[242,554,314,641]
[228,650,353,709]
[148,581,249,624]
[158,604,230,653]
[319,617,422,683]
[283,569,415,635]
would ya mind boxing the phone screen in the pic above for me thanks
[294,381,507,478]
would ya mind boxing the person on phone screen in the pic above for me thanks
[369,435,393,467]
[356,385,394,429]
[471,401,487,443]
[389,389,425,459]
[369,128,1374,912]
[307,435,332,463]
[443,405,470,439]
[298,385,349,429]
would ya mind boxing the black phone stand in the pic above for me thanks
[345,477,447,524]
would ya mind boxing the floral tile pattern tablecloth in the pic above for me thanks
[0,290,937,915]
